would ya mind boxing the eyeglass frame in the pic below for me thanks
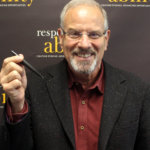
[61,28,108,41]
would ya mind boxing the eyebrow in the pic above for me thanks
[67,28,103,33]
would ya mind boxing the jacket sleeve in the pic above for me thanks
[0,87,34,150]
[6,111,34,150]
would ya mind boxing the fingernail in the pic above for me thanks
[19,54,24,59]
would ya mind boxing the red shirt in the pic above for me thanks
[68,63,105,150]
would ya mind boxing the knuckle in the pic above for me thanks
[0,75,5,84]
[9,62,15,68]
[14,79,21,86]
[2,84,8,91]
[12,70,19,77]
[3,58,8,65]
[20,67,24,74]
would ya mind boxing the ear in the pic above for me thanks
[104,29,111,51]
[57,28,63,48]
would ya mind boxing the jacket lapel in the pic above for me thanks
[45,60,75,149]
[98,62,127,150]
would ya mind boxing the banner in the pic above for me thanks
[0,0,150,117]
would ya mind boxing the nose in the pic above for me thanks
[78,34,91,49]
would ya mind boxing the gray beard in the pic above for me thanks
[70,57,97,75]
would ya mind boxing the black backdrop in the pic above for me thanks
[0,0,150,118]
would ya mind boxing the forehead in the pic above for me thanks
[64,5,105,31]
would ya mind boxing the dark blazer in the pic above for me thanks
[1,60,150,150]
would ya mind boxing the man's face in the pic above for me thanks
[58,5,110,75]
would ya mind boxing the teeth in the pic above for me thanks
[77,54,91,58]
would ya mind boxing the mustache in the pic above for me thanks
[71,48,96,55]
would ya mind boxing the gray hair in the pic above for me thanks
[60,0,109,31]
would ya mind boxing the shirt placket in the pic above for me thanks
[77,91,89,150]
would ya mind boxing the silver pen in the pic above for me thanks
[11,50,44,79]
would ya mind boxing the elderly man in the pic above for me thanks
[0,0,150,150]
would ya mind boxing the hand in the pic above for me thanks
[0,54,27,113]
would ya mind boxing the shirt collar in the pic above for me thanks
[68,61,105,94]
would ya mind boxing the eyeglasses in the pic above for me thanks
[61,28,107,40]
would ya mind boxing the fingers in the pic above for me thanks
[0,55,25,87]
[2,55,24,68]
[0,55,27,113]
[1,70,22,85]
[2,79,22,92]
[1,61,24,77]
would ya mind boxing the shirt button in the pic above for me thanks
[80,125,85,130]
[81,100,86,105]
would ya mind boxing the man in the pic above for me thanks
[0,0,150,150]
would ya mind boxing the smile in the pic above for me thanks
[76,53,92,58]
